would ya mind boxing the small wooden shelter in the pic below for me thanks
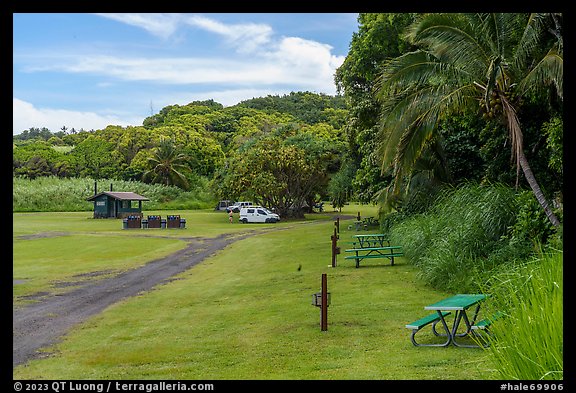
[87,190,149,219]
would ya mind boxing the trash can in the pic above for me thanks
[161,218,167,229]
[147,215,161,228]
[126,215,142,229]
[141,219,148,229]
[167,215,180,228]
[179,218,186,229]
[122,218,128,229]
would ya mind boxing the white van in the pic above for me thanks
[239,206,280,223]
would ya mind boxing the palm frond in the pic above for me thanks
[514,13,547,70]
[517,45,563,100]
[407,13,490,78]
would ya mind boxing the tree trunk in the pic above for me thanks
[501,93,561,228]
[518,149,561,227]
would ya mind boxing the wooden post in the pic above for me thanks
[321,273,328,331]
[331,227,339,267]
[357,211,361,222]
[335,217,340,233]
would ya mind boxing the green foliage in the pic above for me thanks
[216,127,342,217]
[13,176,215,212]
[13,141,71,178]
[508,191,557,247]
[335,13,417,203]
[388,183,521,292]
[542,116,563,174]
[143,137,190,189]
[482,249,563,380]
[327,160,356,211]
[237,91,346,125]
[374,13,562,226]
[438,115,486,183]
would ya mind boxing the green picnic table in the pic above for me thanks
[406,293,499,348]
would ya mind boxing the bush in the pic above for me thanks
[389,182,519,292]
[481,249,563,380]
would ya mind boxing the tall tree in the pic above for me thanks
[143,137,190,189]
[375,13,562,226]
[335,13,417,203]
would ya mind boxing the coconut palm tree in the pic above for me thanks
[143,137,190,189]
[375,13,562,226]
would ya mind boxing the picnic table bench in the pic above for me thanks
[406,311,452,347]
[344,245,403,268]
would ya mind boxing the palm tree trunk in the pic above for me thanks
[502,95,561,228]
[518,148,561,227]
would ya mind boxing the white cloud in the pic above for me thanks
[13,98,139,135]
[94,13,182,39]
[84,14,343,91]
[13,14,347,135]
[184,15,273,54]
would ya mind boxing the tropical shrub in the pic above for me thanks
[481,249,563,380]
[389,183,520,292]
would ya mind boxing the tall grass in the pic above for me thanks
[13,176,216,212]
[481,249,563,380]
[388,183,521,292]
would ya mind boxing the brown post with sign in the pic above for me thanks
[321,273,328,331]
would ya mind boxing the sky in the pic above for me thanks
[12,13,360,135]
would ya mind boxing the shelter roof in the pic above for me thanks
[86,191,149,201]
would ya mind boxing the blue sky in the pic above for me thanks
[12,13,359,135]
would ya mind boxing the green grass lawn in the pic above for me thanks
[13,205,498,380]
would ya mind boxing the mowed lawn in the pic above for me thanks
[13,207,497,380]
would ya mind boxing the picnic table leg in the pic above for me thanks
[451,310,484,348]
[431,311,452,346]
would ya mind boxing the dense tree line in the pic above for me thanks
[335,12,562,227]
[13,93,348,217]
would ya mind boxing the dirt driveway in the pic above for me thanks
[12,232,255,368]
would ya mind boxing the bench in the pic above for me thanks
[406,311,451,347]
[344,246,403,268]
[471,311,504,334]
